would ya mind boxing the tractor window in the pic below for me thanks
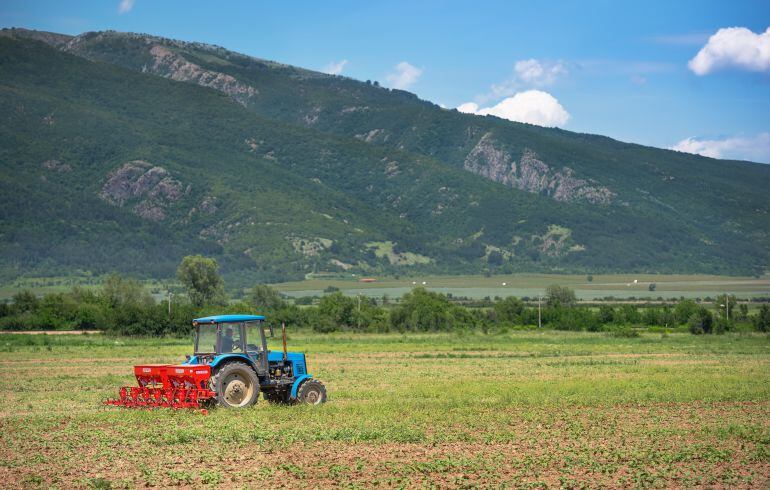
[244,321,263,354]
[195,325,218,354]
[220,324,242,353]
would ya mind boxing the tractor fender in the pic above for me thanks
[209,353,259,372]
[290,374,313,400]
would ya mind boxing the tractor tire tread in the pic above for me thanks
[297,379,327,405]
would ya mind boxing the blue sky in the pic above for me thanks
[2,0,769,161]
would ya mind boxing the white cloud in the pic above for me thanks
[385,61,422,90]
[322,59,348,75]
[688,27,770,75]
[670,133,770,163]
[479,59,567,102]
[456,102,480,114]
[457,90,570,127]
[118,0,135,14]
[514,59,567,86]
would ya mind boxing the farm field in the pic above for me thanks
[0,277,168,302]
[2,273,768,303]
[274,273,770,300]
[1,331,768,488]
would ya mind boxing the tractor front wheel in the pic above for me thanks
[210,362,259,408]
[296,379,327,405]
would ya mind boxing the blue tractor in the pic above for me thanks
[185,314,327,408]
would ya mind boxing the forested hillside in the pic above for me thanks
[1,29,769,284]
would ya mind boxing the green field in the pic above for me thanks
[1,331,768,488]
[273,273,770,300]
[0,276,170,302]
[2,273,767,303]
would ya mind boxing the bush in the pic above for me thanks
[250,285,286,312]
[597,305,615,324]
[12,290,39,313]
[617,304,640,324]
[675,300,698,325]
[714,316,732,334]
[550,307,596,331]
[688,307,714,334]
[752,305,770,332]
[74,303,106,329]
[0,313,41,331]
[318,292,355,329]
[493,296,524,325]
[545,285,576,308]
[312,316,338,333]
[390,287,454,331]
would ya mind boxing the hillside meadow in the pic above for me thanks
[1,331,768,488]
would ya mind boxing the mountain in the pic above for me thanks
[1,28,768,285]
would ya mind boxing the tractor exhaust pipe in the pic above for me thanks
[282,322,288,362]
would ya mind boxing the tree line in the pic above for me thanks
[1,256,768,336]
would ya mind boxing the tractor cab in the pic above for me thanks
[192,314,269,367]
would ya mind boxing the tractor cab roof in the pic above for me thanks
[193,314,265,324]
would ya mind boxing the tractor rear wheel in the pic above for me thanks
[296,379,327,405]
[210,362,259,408]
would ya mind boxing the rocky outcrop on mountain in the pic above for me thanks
[100,160,186,221]
[356,128,390,143]
[464,133,614,204]
[198,195,218,215]
[464,133,514,183]
[3,29,260,108]
[384,160,400,178]
[534,225,579,257]
[144,45,258,107]
[289,236,333,256]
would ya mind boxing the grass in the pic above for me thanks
[0,331,768,487]
[366,241,432,266]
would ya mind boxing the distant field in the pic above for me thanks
[2,273,768,302]
[0,331,768,488]
[274,273,770,300]
[0,276,170,301]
